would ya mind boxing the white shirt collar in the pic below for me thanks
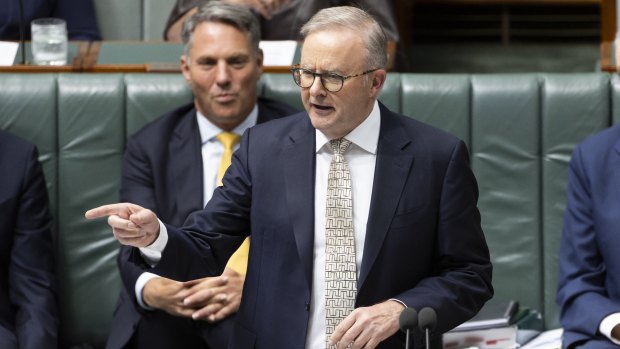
[196,104,259,143]
[315,100,380,154]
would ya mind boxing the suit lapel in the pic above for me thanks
[283,115,316,290]
[170,109,204,219]
[358,105,414,290]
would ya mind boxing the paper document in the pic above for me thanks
[0,41,19,66]
[519,328,562,349]
[259,40,297,67]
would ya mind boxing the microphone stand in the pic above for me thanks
[18,0,26,64]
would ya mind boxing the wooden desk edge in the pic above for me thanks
[601,41,616,73]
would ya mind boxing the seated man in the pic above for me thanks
[557,124,620,349]
[0,129,58,349]
[106,2,297,349]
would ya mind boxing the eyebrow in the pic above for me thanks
[193,53,250,63]
[299,64,343,75]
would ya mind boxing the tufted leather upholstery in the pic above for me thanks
[0,72,616,347]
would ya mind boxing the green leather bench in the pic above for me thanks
[0,73,616,348]
[93,0,176,40]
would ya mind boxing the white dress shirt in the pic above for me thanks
[304,101,380,349]
[134,105,258,308]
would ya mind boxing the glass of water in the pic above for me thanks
[31,18,68,65]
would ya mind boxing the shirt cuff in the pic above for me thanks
[600,313,620,344]
[135,272,160,310]
[389,298,407,309]
[139,219,168,266]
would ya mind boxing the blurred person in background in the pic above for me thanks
[0,0,101,41]
[164,0,399,44]
[106,2,297,349]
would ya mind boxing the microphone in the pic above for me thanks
[399,307,418,349]
[418,307,437,349]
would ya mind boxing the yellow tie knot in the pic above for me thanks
[216,132,241,151]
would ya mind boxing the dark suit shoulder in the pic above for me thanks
[257,97,299,122]
[393,109,461,145]
[577,124,620,154]
[128,102,195,141]
[0,129,37,167]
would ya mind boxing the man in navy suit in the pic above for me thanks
[106,3,297,349]
[557,125,620,349]
[0,129,58,349]
[88,6,493,348]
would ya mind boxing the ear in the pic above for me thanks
[180,55,192,83]
[368,69,387,98]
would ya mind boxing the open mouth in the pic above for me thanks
[313,103,334,111]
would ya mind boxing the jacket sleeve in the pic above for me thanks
[9,145,58,349]
[557,145,620,348]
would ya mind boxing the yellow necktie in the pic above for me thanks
[216,132,250,275]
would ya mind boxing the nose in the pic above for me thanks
[308,74,326,97]
[215,61,231,87]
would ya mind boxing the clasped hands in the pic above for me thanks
[85,203,243,322]
[143,267,244,322]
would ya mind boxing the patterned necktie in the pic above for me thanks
[215,132,249,275]
[325,137,356,348]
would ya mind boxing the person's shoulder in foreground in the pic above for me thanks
[0,129,58,349]
[557,124,620,349]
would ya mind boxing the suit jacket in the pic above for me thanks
[0,130,58,349]
[557,125,620,349]
[107,98,297,349]
[143,103,493,348]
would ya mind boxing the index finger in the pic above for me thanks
[84,203,142,220]
[329,312,357,346]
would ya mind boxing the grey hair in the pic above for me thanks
[181,1,261,57]
[300,6,387,69]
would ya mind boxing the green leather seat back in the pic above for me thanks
[541,74,611,329]
[471,74,543,314]
[399,74,470,146]
[125,74,192,135]
[57,74,125,348]
[379,73,401,113]
[260,74,303,111]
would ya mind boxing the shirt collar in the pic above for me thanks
[315,100,380,154]
[196,104,259,144]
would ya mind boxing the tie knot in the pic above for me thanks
[329,138,351,157]
[216,132,240,150]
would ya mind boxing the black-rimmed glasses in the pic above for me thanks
[290,66,379,92]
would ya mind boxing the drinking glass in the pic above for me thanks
[31,18,68,65]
